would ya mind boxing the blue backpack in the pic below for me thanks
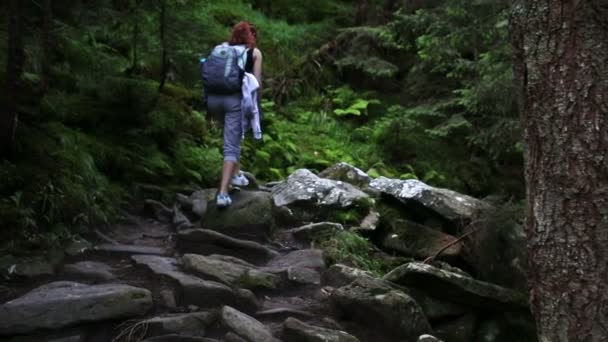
[201,43,248,95]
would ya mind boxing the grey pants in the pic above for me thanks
[207,94,242,162]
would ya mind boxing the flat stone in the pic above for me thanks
[322,264,376,287]
[131,255,247,309]
[265,249,325,273]
[141,311,216,337]
[96,243,167,256]
[287,222,344,242]
[182,254,279,289]
[382,219,462,258]
[383,262,528,309]
[178,229,279,263]
[62,261,117,282]
[330,277,431,340]
[220,306,279,342]
[283,317,360,342]
[287,267,321,285]
[0,281,152,335]
[368,177,486,222]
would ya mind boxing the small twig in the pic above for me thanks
[423,224,484,264]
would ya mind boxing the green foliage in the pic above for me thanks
[315,231,407,276]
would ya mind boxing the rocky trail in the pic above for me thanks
[0,164,536,342]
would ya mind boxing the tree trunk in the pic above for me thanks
[1,0,25,158]
[510,1,608,341]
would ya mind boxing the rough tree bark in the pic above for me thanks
[511,1,608,341]
[1,0,25,157]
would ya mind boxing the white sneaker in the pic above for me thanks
[216,193,232,207]
[231,172,250,187]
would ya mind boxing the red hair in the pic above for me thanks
[229,21,256,48]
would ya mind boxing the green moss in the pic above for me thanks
[314,231,409,277]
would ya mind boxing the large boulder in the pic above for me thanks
[283,317,360,342]
[318,162,371,189]
[272,169,371,226]
[202,190,274,237]
[182,254,279,289]
[383,262,528,310]
[0,282,152,335]
[368,177,486,223]
[381,219,462,259]
[330,277,431,340]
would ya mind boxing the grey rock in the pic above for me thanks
[144,199,173,223]
[319,162,371,188]
[383,262,528,309]
[287,267,321,285]
[322,264,375,287]
[96,243,167,256]
[202,190,273,234]
[176,193,192,210]
[182,254,279,289]
[287,222,344,242]
[131,255,250,309]
[265,249,325,273]
[272,169,369,208]
[283,317,360,342]
[356,210,380,231]
[368,177,486,222]
[406,287,469,321]
[434,314,476,342]
[62,261,116,282]
[141,311,216,337]
[0,281,152,335]
[319,162,372,188]
[173,204,192,230]
[463,218,528,291]
[220,306,279,342]
[189,189,215,217]
[159,289,177,309]
[225,332,248,342]
[64,238,92,256]
[330,278,431,339]
[418,335,444,342]
[381,219,461,258]
[177,229,279,263]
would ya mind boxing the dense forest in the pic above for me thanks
[5,1,607,342]
[0,0,520,252]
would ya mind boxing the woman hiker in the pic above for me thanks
[204,22,263,207]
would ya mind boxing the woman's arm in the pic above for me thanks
[252,48,263,87]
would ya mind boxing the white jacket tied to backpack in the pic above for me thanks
[241,72,262,140]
